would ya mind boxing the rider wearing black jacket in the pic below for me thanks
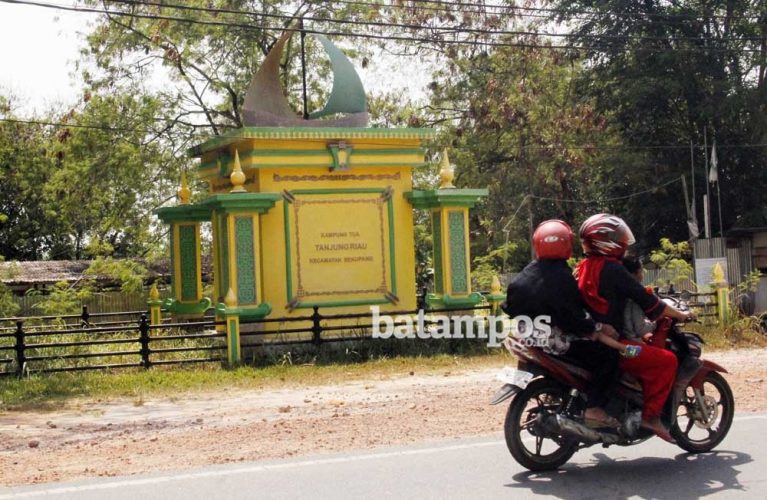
[503,220,621,425]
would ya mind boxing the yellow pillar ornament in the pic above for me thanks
[711,263,725,284]
[487,274,506,316]
[147,282,164,326]
[710,263,729,324]
[438,149,455,189]
[224,287,238,307]
[229,149,247,193]
[177,171,191,204]
[490,275,502,295]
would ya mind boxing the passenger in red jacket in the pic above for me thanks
[575,214,694,443]
[503,220,622,427]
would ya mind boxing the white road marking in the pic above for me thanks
[2,413,765,499]
[0,439,503,499]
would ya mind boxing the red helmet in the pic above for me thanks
[579,213,636,257]
[533,220,573,260]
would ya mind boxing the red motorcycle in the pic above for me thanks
[490,296,734,471]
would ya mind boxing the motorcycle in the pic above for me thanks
[490,294,734,471]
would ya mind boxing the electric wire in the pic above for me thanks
[98,0,767,44]
[3,118,767,152]
[1,0,764,53]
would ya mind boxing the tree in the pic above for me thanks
[424,43,631,271]
[45,90,188,258]
[546,0,767,246]
[0,96,70,260]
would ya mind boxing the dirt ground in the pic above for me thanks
[1,349,765,487]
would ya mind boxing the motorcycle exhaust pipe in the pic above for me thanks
[541,414,621,445]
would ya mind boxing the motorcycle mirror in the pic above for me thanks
[680,290,692,301]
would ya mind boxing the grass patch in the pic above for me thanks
[0,348,507,411]
[687,315,767,350]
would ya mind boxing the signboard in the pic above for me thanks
[284,189,396,308]
[694,257,728,290]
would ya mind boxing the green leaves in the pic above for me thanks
[427,46,621,271]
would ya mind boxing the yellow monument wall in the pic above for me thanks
[192,128,434,317]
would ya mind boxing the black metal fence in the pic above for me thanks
[673,291,719,321]
[0,304,494,377]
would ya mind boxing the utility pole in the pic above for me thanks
[299,18,309,120]
[690,140,696,230]
[704,128,712,239]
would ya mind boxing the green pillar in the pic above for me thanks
[156,204,213,316]
[406,189,487,309]
[203,193,280,320]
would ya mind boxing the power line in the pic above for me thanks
[1,0,764,54]
[4,117,767,151]
[99,0,766,45]
[392,0,764,21]
[531,177,682,204]
[0,117,143,133]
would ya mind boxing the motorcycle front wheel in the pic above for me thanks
[671,371,734,453]
[504,378,578,471]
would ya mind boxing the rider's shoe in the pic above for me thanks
[641,416,676,443]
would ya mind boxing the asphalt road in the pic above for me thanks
[2,414,765,500]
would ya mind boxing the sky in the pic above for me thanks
[0,3,92,114]
[0,2,431,117]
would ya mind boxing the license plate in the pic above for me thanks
[495,367,533,389]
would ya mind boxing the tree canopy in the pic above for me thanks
[0,0,765,277]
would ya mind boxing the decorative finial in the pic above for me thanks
[491,275,502,295]
[438,149,455,189]
[711,263,726,284]
[224,287,238,308]
[149,283,160,301]
[229,149,247,193]
[177,171,191,204]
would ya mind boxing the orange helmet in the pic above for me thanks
[579,213,636,257]
[533,220,574,260]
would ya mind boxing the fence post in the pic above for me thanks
[311,306,322,347]
[81,305,90,327]
[14,321,25,378]
[139,314,151,369]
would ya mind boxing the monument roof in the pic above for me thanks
[188,127,435,157]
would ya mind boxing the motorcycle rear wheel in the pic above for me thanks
[504,378,578,471]
[671,372,734,453]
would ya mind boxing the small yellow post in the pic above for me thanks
[487,275,506,316]
[223,287,241,365]
[147,283,163,326]
[711,263,729,324]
